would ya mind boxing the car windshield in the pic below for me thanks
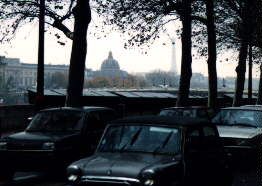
[26,110,84,132]
[212,109,262,127]
[159,108,208,119]
[98,125,181,155]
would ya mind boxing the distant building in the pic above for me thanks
[0,56,91,89]
[89,51,128,79]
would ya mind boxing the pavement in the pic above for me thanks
[0,172,65,186]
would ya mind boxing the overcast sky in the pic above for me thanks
[0,17,260,79]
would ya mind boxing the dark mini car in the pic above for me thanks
[66,116,232,186]
[212,106,262,165]
[158,106,215,121]
[0,106,118,179]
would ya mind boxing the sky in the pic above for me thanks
[0,17,260,79]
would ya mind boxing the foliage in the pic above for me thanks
[85,74,147,89]
[145,69,178,87]
[93,0,182,48]
[85,76,111,88]
[193,0,262,64]
[0,0,75,43]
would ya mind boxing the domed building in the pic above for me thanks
[101,51,120,71]
[90,51,128,78]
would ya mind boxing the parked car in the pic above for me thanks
[212,106,262,166]
[0,106,118,179]
[66,116,232,186]
[158,106,215,121]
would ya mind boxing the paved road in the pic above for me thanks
[0,172,65,186]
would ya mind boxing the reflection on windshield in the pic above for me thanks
[26,111,84,132]
[98,125,181,155]
[212,110,262,127]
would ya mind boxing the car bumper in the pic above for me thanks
[68,176,142,186]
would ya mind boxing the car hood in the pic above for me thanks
[6,131,79,143]
[73,152,180,179]
[217,126,262,139]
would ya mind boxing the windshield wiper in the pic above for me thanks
[120,127,142,152]
[153,131,173,154]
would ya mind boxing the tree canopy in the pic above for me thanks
[0,0,75,43]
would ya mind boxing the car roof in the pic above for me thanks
[221,106,262,111]
[40,106,114,113]
[109,115,211,128]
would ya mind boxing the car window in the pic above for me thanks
[98,110,117,122]
[188,129,200,137]
[203,126,217,137]
[159,108,208,119]
[186,128,202,149]
[87,112,103,131]
[159,109,182,116]
[26,110,84,132]
[212,109,262,127]
[202,126,221,148]
[98,125,181,155]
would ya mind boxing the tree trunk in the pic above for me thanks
[205,0,217,109]
[35,0,45,110]
[233,0,253,107]
[233,42,248,106]
[65,0,91,107]
[248,45,253,104]
[176,0,192,107]
[257,64,262,104]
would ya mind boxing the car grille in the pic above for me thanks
[79,183,140,186]
[8,142,42,150]
[80,176,141,186]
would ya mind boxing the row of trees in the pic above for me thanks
[93,0,262,106]
[0,0,261,107]
[45,70,178,89]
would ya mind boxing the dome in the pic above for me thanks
[101,51,120,70]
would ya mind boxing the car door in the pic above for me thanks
[201,126,228,183]
[184,127,207,184]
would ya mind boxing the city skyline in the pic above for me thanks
[0,21,260,79]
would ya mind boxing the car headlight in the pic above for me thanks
[144,179,155,186]
[0,142,7,150]
[42,142,55,150]
[142,169,155,185]
[67,165,81,182]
